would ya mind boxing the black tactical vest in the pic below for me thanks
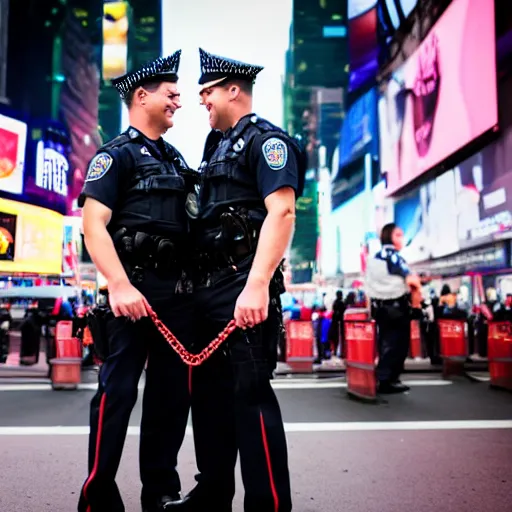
[103,128,194,238]
[198,115,299,227]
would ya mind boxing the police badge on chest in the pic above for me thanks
[185,191,199,219]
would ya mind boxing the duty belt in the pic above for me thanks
[196,242,253,273]
[372,295,409,309]
[112,227,184,274]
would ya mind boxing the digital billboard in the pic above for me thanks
[102,1,129,81]
[24,123,71,215]
[332,87,379,208]
[0,113,27,196]
[348,0,378,91]
[379,0,497,196]
[393,72,512,260]
[0,199,64,275]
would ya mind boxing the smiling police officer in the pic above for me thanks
[77,51,198,512]
[168,48,306,512]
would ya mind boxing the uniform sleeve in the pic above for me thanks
[78,149,127,210]
[250,134,300,199]
[387,252,410,278]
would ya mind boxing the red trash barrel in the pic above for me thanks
[487,321,512,391]
[438,319,467,378]
[49,320,82,390]
[285,320,314,373]
[409,319,423,359]
[344,309,377,401]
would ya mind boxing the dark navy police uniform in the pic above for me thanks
[77,51,196,512]
[168,48,306,512]
[366,244,411,388]
[189,112,302,512]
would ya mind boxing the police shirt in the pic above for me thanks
[365,244,410,300]
[199,114,300,222]
[79,127,172,211]
[79,127,190,236]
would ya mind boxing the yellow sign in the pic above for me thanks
[0,199,64,274]
[103,1,129,81]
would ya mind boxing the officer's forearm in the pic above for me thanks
[248,210,295,285]
[84,226,130,289]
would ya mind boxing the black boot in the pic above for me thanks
[378,381,410,394]
[142,494,182,512]
[163,485,232,512]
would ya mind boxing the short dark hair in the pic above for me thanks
[440,284,452,296]
[380,223,397,245]
[122,80,168,107]
[223,79,253,95]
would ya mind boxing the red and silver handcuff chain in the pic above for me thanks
[146,305,237,366]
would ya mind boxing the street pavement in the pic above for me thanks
[0,372,511,512]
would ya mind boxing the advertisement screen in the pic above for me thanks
[0,212,17,261]
[102,1,129,81]
[348,0,378,91]
[0,113,27,195]
[332,88,379,209]
[379,0,497,195]
[0,199,64,274]
[393,74,512,262]
[23,124,71,215]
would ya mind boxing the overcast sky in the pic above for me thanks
[158,0,293,169]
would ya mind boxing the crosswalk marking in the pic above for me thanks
[0,420,510,436]
[0,379,452,392]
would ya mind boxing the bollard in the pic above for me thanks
[49,320,82,390]
[344,314,377,402]
[409,319,423,359]
[487,321,512,391]
[285,320,314,373]
[438,319,467,378]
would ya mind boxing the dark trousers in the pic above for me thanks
[375,306,411,383]
[328,319,343,356]
[191,258,292,512]
[78,270,193,512]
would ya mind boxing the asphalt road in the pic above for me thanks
[0,374,511,512]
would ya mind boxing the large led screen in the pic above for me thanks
[0,199,64,274]
[102,1,128,81]
[348,0,378,91]
[0,113,27,195]
[379,0,497,195]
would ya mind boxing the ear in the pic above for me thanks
[228,84,241,101]
[136,87,146,105]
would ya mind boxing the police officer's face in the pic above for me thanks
[391,227,405,251]
[199,86,230,131]
[144,82,182,130]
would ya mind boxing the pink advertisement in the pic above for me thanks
[379,0,498,195]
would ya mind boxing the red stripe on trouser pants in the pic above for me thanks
[259,410,279,512]
[82,393,107,512]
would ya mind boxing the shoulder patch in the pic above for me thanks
[86,153,113,182]
[262,137,288,171]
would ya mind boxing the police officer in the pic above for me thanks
[366,223,422,394]
[77,51,197,512]
[168,48,305,512]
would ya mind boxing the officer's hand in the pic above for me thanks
[108,280,149,322]
[234,278,269,329]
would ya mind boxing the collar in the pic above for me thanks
[224,113,257,140]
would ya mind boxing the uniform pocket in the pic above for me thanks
[146,175,187,226]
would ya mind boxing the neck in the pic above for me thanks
[229,104,253,129]
[129,112,163,141]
